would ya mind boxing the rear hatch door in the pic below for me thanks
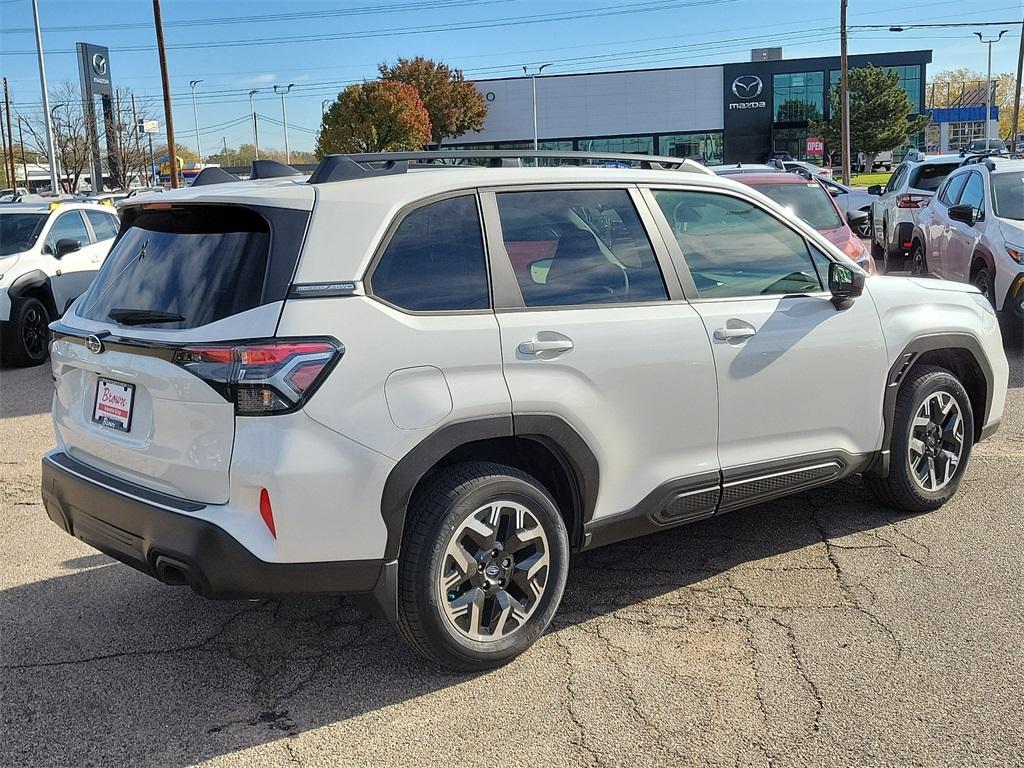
[51,199,311,503]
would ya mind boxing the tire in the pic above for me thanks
[865,365,974,513]
[974,265,1023,344]
[1,296,51,367]
[909,240,929,276]
[396,461,570,671]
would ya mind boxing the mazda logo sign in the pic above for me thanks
[92,53,107,76]
[85,335,104,354]
[731,75,763,100]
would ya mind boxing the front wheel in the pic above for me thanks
[396,462,570,671]
[865,365,974,513]
[1,296,51,367]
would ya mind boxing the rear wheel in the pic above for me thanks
[909,241,929,276]
[1,296,51,367]
[396,462,569,671]
[865,365,974,513]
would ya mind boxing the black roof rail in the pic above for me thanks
[250,159,303,180]
[307,150,711,184]
[190,167,240,187]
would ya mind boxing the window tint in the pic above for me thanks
[85,210,119,241]
[495,189,667,307]
[45,211,90,253]
[750,181,843,230]
[0,213,46,256]
[938,173,968,206]
[909,162,959,192]
[78,205,270,330]
[652,189,822,298]
[958,172,985,220]
[371,195,489,311]
[885,166,906,194]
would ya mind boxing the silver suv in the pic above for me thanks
[870,153,962,270]
[41,152,1008,670]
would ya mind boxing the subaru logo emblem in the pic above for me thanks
[85,335,104,354]
[731,75,763,100]
[485,564,501,577]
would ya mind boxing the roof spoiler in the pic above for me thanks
[250,159,302,180]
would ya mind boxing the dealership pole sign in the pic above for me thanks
[76,42,116,192]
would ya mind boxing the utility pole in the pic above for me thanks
[249,89,260,159]
[1011,13,1024,152]
[189,79,203,164]
[274,84,294,163]
[153,0,179,188]
[131,92,144,185]
[839,0,851,185]
[31,0,59,193]
[523,63,552,150]
[3,79,16,188]
[975,30,1009,151]
[17,116,28,186]
[0,108,8,188]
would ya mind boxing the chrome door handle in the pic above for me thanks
[518,339,574,355]
[713,326,756,341]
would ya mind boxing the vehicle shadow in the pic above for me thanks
[0,363,53,419]
[3,476,908,766]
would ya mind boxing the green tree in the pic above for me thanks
[316,80,431,155]
[812,65,930,170]
[378,56,487,147]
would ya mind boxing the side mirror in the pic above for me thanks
[948,203,975,226]
[867,184,882,196]
[828,261,865,306]
[54,238,82,258]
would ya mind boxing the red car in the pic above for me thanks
[730,172,877,274]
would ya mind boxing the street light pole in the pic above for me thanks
[189,79,203,164]
[321,99,330,118]
[523,64,552,150]
[248,89,260,159]
[274,84,294,163]
[975,30,1008,151]
[31,0,59,193]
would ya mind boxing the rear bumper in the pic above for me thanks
[40,451,384,599]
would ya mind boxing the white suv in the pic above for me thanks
[1,201,121,366]
[910,155,1024,342]
[41,152,1009,670]
[870,153,962,270]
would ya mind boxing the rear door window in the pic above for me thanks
[85,210,120,242]
[494,188,668,307]
[369,195,489,312]
[77,205,272,329]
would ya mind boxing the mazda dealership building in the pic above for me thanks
[445,49,932,165]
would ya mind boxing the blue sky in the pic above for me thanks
[1,0,1021,154]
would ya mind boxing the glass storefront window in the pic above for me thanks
[658,132,724,165]
[577,136,654,155]
[829,65,922,114]
[773,71,824,123]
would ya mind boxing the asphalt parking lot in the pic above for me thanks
[2,343,1021,768]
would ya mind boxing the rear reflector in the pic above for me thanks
[173,337,343,415]
[259,488,276,538]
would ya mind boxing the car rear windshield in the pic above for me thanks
[0,213,47,257]
[77,205,271,330]
[909,163,959,192]
[752,182,843,230]
[991,172,1024,220]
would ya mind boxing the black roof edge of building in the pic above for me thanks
[471,49,933,84]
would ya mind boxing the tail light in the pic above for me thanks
[173,338,343,415]
[896,193,929,209]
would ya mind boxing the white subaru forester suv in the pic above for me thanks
[41,152,1008,671]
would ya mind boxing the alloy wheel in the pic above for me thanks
[439,500,550,642]
[910,245,926,276]
[22,305,48,360]
[908,391,965,492]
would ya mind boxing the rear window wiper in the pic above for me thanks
[108,309,186,326]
